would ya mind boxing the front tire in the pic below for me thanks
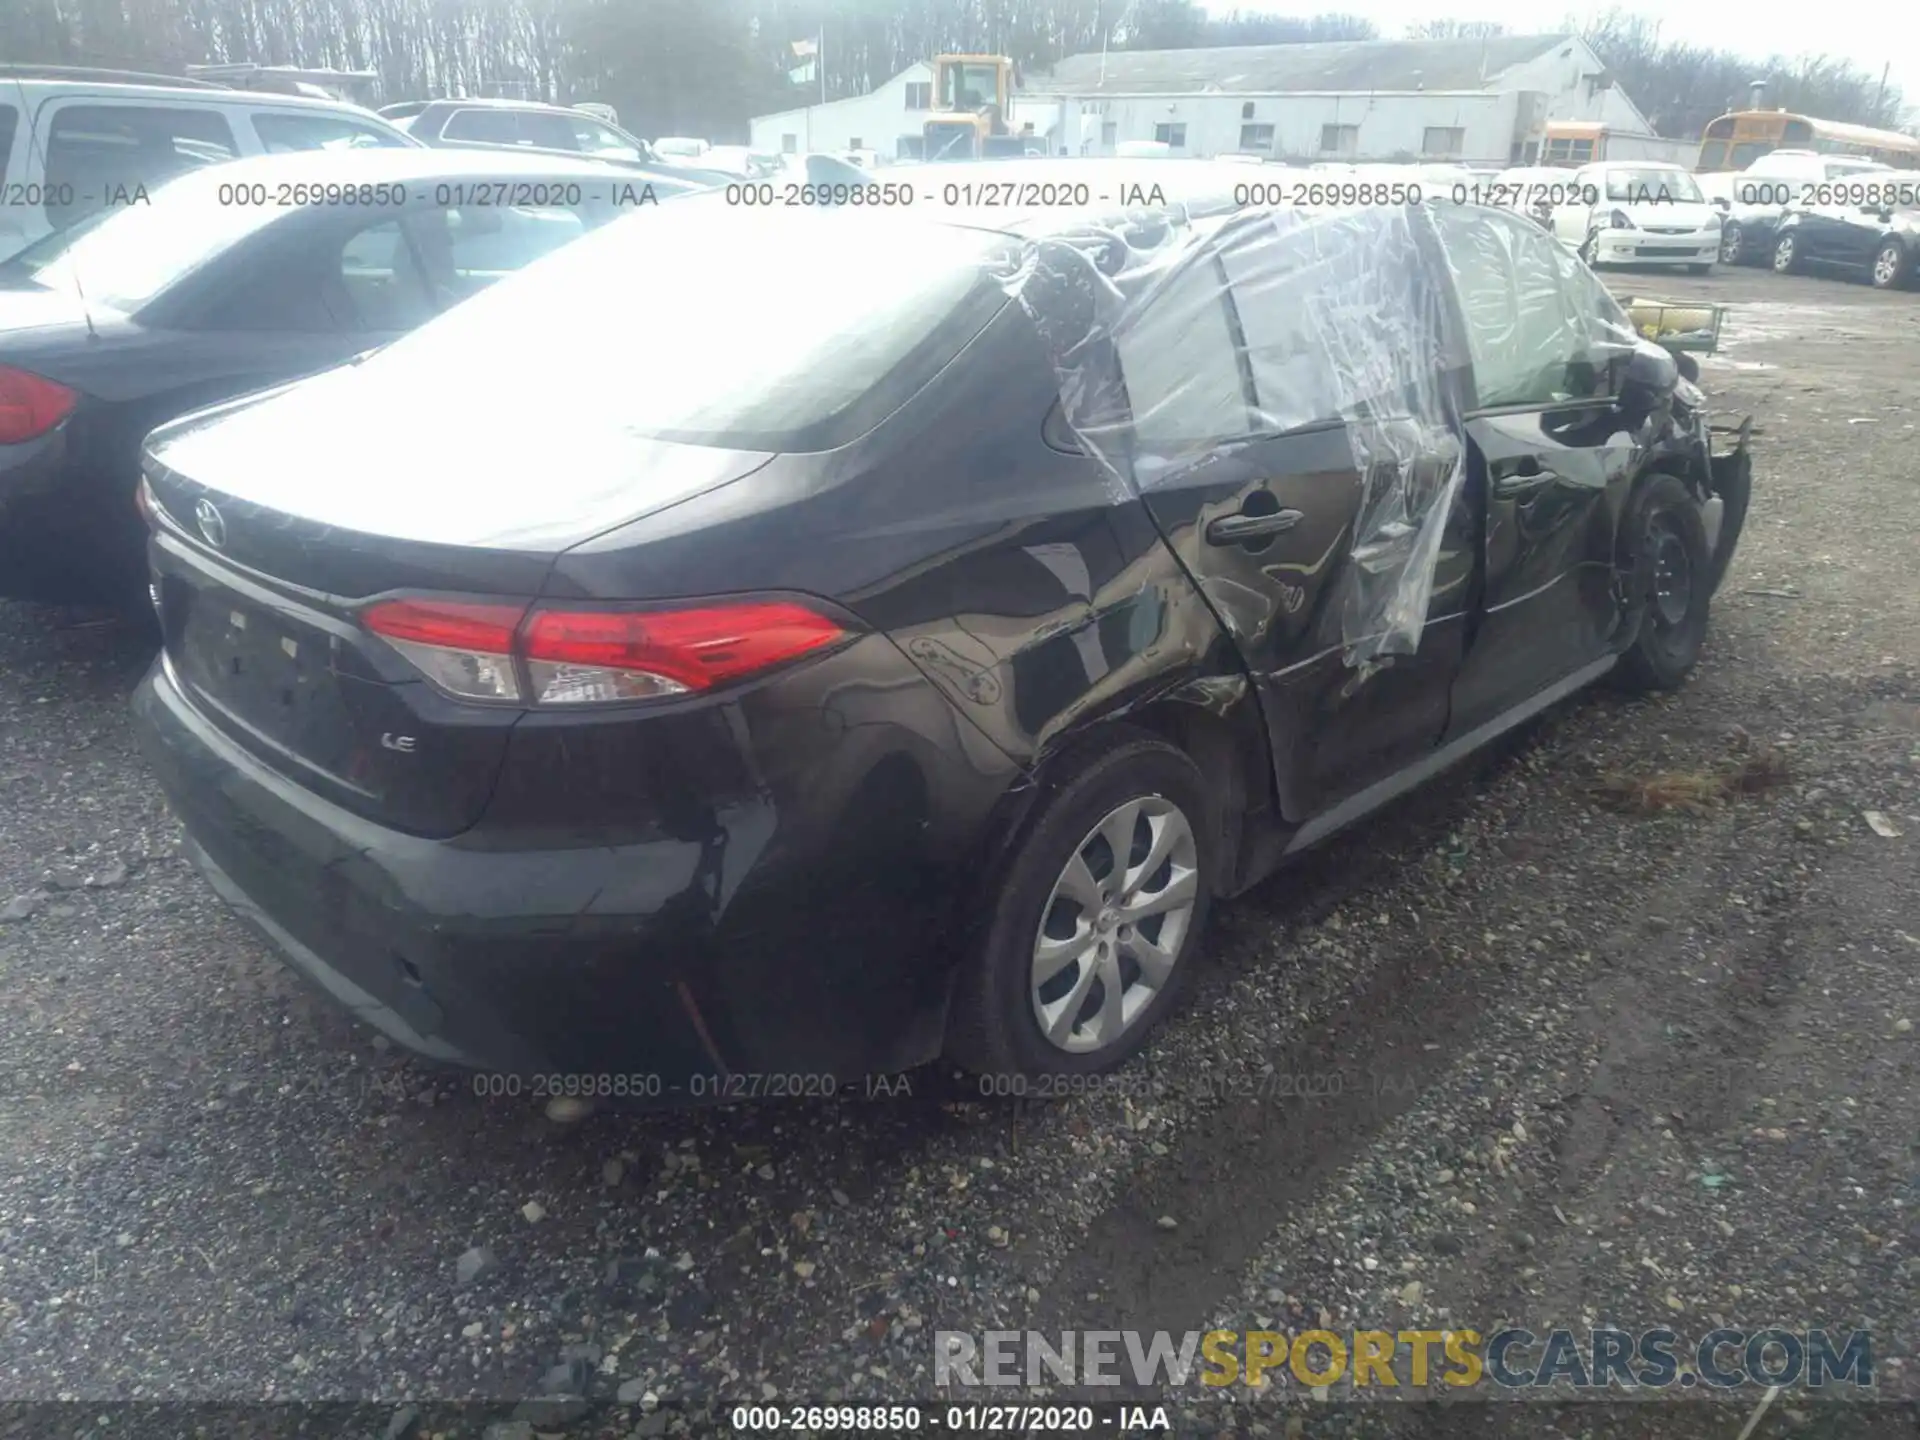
[1719,221,1746,265]
[1615,473,1713,693]
[1871,239,1907,290]
[1772,232,1800,274]
[946,733,1214,1080]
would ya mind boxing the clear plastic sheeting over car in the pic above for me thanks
[999,197,1624,677]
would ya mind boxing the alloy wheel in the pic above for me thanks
[1774,236,1795,273]
[1719,224,1743,264]
[1874,245,1902,288]
[1029,795,1199,1054]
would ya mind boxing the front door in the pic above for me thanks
[1109,213,1471,821]
[1430,204,1643,736]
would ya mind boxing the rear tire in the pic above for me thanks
[946,732,1215,1081]
[1615,473,1713,694]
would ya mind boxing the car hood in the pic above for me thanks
[144,363,777,553]
[1616,199,1715,228]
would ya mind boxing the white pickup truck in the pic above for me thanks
[1701,149,1898,265]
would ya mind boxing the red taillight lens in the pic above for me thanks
[361,596,850,706]
[363,597,530,702]
[522,601,849,704]
[0,366,78,445]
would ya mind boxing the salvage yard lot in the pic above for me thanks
[0,268,1916,1424]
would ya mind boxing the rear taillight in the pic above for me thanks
[361,596,851,706]
[0,366,78,445]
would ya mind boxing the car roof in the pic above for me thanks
[2,76,384,115]
[418,97,588,115]
[158,146,667,188]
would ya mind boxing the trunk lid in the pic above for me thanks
[141,377,775,839]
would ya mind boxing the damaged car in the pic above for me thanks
[127,172,1752,1093]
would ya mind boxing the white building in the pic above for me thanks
[1019,34,1670,167]
[749,61,935,159]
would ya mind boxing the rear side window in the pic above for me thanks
[0,105,16,185]
[338,220,438,331]
[1114,255,1251,451]
[252,112,409,153]
[443,109,578,151]
[440,205,587,275]
[41,105,236,231]
[441,110,521,145]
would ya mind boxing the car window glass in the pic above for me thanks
[338,219,438,331]
[253,112,408,152]
[398,204,591,304]
[570,118,643,161]
[29,165,281,310]
[442,110,520,145]
[1216,213,1435,431]
[41,105,236,231]
[339,204,1010,452]
[1113,253,1251,453]
[1434,207,1624,409]
[517,112,581,150]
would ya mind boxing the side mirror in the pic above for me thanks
[1615,339,1677,422]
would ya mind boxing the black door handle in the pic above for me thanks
[1206,509,1304,545]
[1491,457,1548,493]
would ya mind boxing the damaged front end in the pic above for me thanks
[1654,351,1754,596]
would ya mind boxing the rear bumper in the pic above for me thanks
[0,421,142,600]
[131,635,1021,1088]
[134,652,719,1078]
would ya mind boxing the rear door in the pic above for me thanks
[1116,213,1470,820]
[1430,204,1641,737]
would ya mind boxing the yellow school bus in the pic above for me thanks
[1697,111,1920,173]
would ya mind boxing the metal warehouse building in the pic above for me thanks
[751,34,1684,167]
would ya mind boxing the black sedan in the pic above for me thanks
[128,170,1753,1093]
[1771,197,1920,289]
[0,146,698,604]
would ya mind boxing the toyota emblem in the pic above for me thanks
[194,498,227,549]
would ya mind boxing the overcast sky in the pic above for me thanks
[1195,2,1911,118]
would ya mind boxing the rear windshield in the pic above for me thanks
[355,200,1014,451]
[23,168,288,310]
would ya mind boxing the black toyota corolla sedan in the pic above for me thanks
[129,166,1754,1094]
[0,146,700,605]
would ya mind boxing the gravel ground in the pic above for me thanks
[0,266,1916,1437]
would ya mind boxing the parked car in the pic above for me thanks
[1771,191,1920,288]
[1705,149,1896,266]
[1547,161,1721,272]
[0,65,418,261]
[127,167,1750,1094]
[388,99,737,185]
[698,144,784,179]
[0,147,693,603]
[653,136,711,159]
[1485,165,1594,228]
